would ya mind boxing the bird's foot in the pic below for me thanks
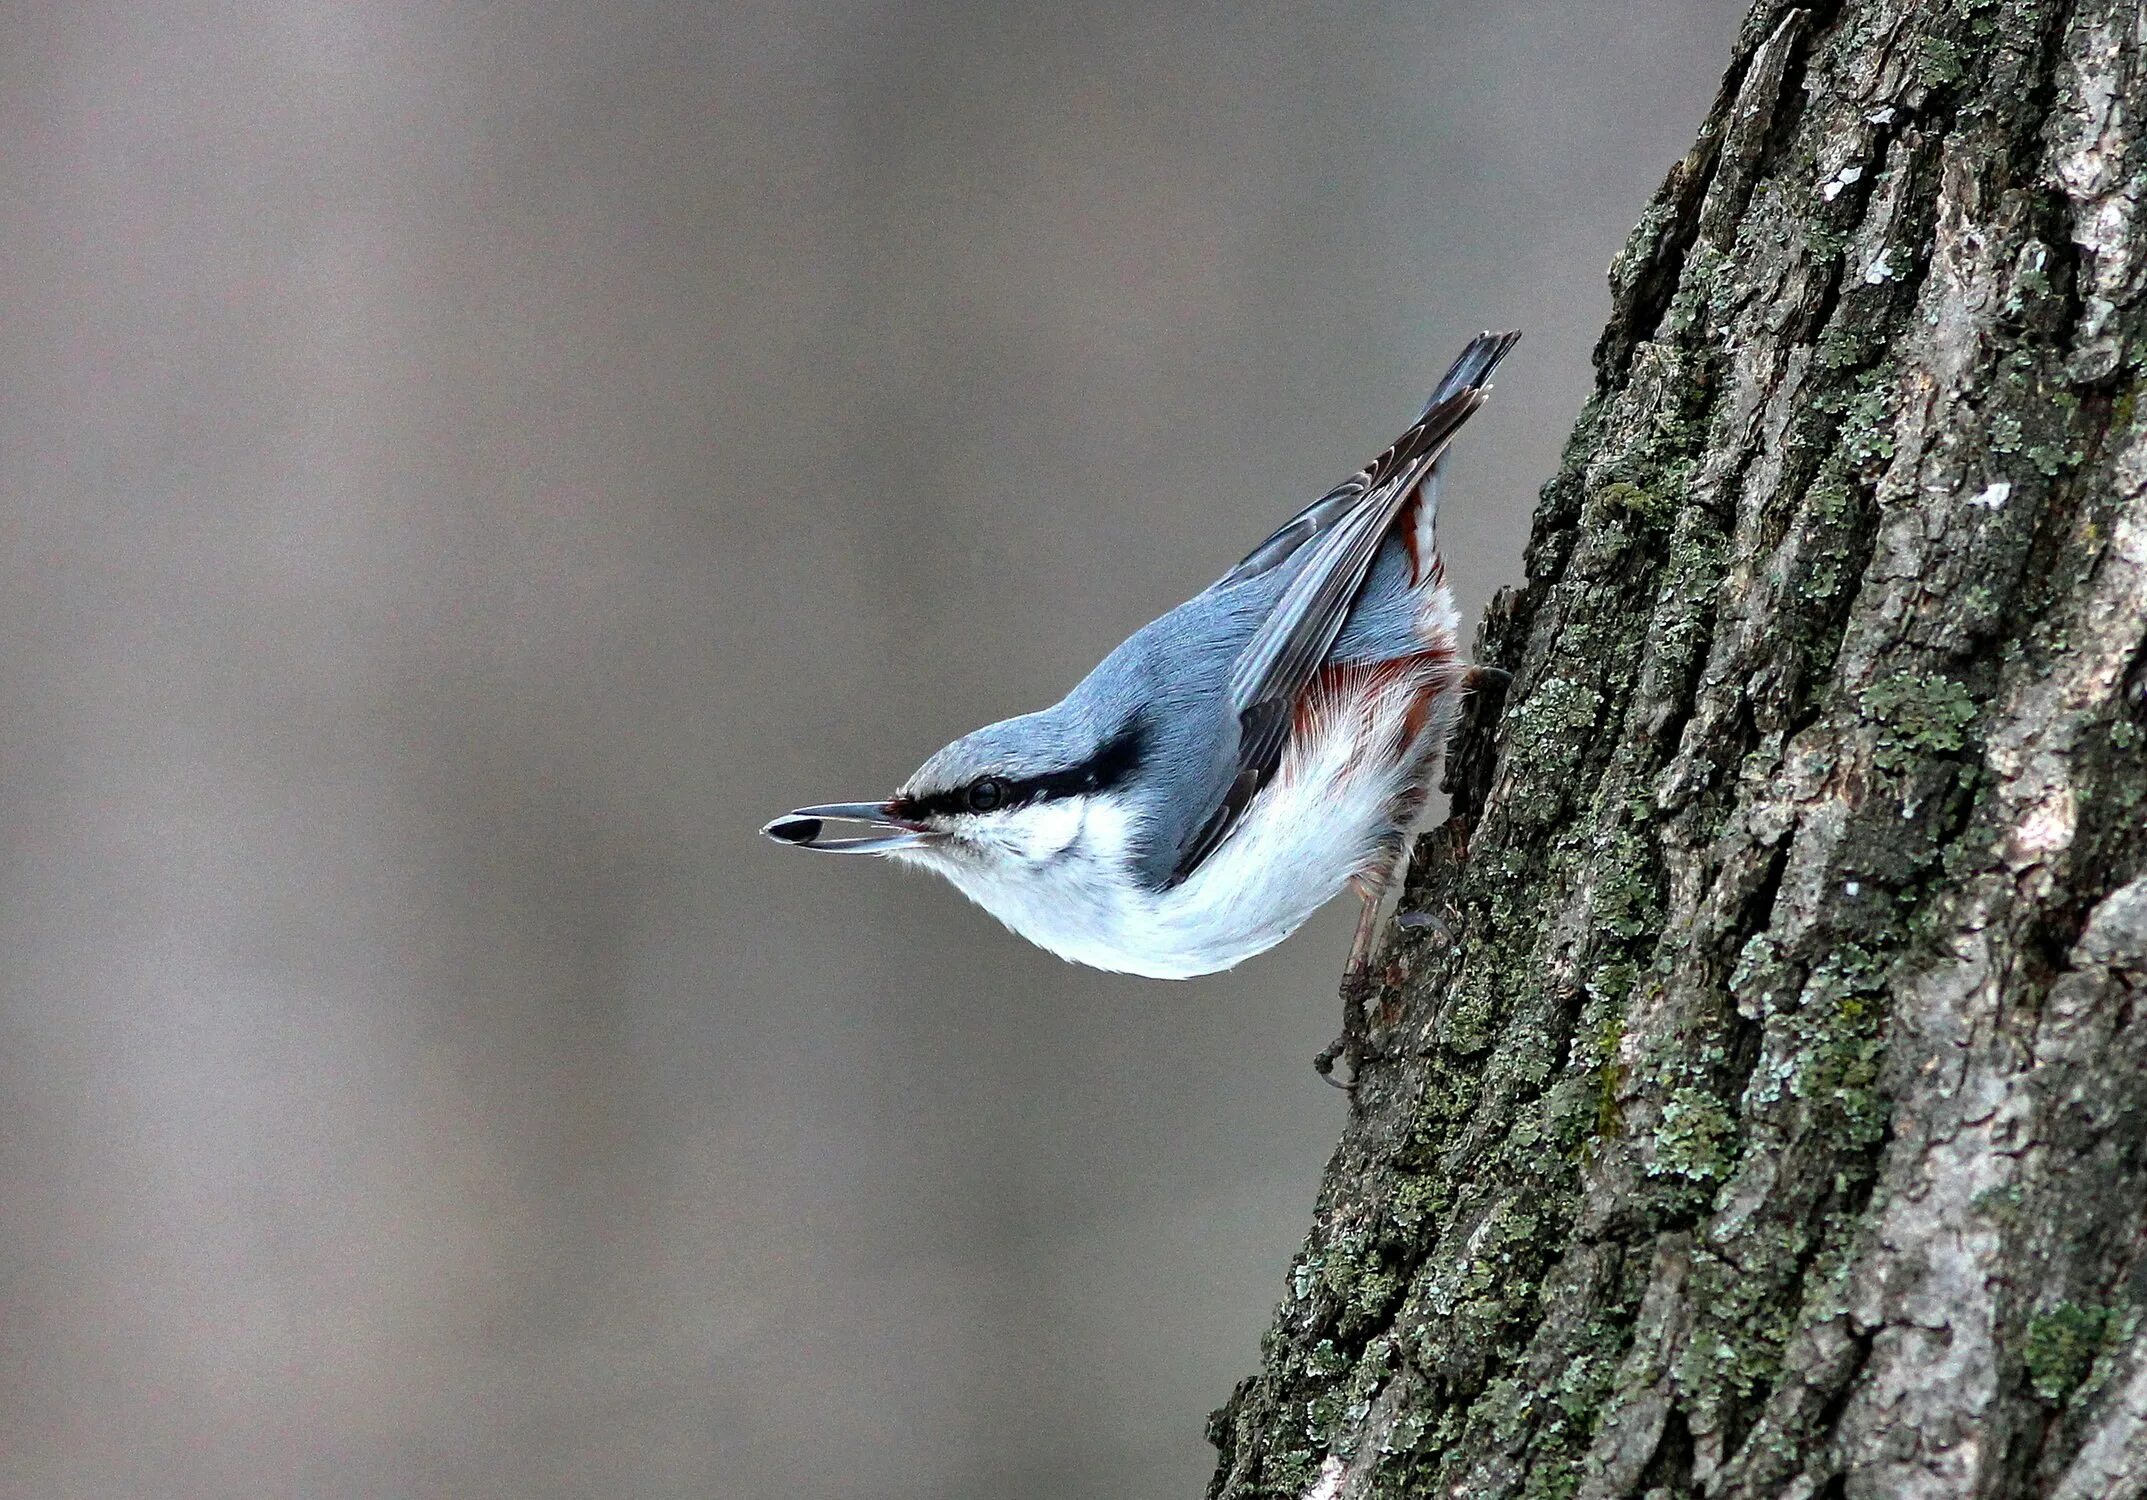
[1394,908,1454,947]
[1314,963,1379,1091]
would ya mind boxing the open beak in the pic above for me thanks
[760,801,937,854]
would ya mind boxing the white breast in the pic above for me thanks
[903,663,1453,978]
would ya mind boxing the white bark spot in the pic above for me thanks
[1968,481,2012,510]
[1821,164,1864,201]
[1302,1455,1348,1500]
[2008,788,2079,869]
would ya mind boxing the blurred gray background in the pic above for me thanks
[0,4,1740,1497]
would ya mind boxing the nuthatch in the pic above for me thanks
[765,331,1519,1082]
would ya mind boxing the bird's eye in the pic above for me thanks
[967,777,1009,813]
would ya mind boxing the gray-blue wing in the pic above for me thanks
[1166,330,1518,887]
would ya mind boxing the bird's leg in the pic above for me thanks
[1315,862,1402,1091]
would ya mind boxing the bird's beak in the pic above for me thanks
[760,801,937,854]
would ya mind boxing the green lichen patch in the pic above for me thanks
[2023,1303,2115,1404]
[1837,364,1901,471]
[1593,830,1665,941]
[1651,1088,1739,1183]
[1860,671,1978,771]
[1678,1245,1802,1422]
[1590,480,1678,531]
[1815,326,1880,371]
[1728,933,1795,1014]
[1754,940,1894,1151]
[1663,506,1730,590]
[1299,1229,1416,1345]
[1385,1172,1451,1237]
[1543,1072,1605,1153]
[1792,994,1889,1153]
[1790,466,1873,691]
[1510,677,1608,753]
[1914,35,1967,86]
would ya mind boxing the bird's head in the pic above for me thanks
[761,708,1150,877]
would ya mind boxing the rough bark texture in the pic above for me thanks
[1207,3,2147,1497]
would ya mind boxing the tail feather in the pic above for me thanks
[1220,329,1520,590]
[1417,329,1521,420]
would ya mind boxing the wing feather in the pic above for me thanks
[1164,330,1518,888]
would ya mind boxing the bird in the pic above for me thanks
[763,330,1519,1083]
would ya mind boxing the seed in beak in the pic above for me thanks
[763,816,823,844]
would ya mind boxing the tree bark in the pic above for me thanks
[1207,2,2147,1497]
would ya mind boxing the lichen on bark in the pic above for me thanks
[1207,2,2147,1496]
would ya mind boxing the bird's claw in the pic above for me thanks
[1313,1033,1357,1090]
[1394,908,1454,947]
[1315,964,1379,1090]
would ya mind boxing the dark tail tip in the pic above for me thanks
[1421,329,1522,416]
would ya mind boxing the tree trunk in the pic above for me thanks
[1206,2,2147,1496]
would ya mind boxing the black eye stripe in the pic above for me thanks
[893,712,1148,821]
